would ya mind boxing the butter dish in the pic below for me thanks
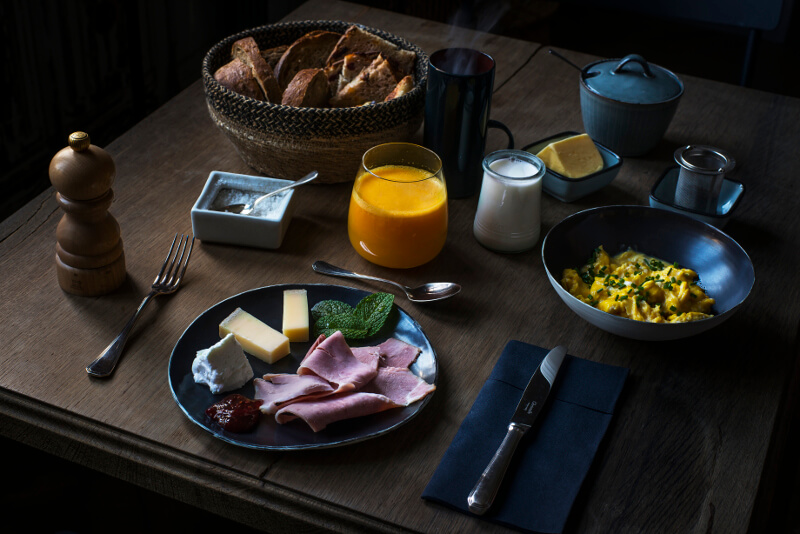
[523,131,622,202]
[191,171,296,249]
[649,166,745,228]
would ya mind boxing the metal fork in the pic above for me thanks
[86,234,195,378]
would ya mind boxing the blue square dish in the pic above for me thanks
[522,131,622,202]
[191,171,296,249]
[649,166,745,228]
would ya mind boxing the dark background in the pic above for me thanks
[3,0,799,532]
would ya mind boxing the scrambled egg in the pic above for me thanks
[561,246,715,323]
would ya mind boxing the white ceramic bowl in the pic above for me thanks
[191,171,296,249]
[542,205,754,341]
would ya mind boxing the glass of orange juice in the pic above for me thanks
[348,143,448,269]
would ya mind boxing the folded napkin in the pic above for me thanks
[422,341,628,534]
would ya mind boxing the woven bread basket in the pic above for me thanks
[202,20,428,184]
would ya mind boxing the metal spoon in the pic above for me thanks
[548,49,600,80]
[312,261,461,303]
[548,49,583,72]
[220,171,318,215]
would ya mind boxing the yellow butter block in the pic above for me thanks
[219,307,290,364]
[537,133,604,178]
[283,289,309,342]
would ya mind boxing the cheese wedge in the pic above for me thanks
[283,289,309,342]
[536,133,604,178]
[219,307,290,364]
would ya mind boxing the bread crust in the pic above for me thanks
[384,75,414,101]
[232,37,282,103]
[214,59,265,101]
[275,30,341,89]
[330,54,401,108]
[281,68,329,107]
[326,26,415,76]
[261,44,288,69]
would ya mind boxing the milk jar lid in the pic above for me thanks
[581,54,684,104]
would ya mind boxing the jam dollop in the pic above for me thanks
[206,394,264,433]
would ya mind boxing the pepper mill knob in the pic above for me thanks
[69,131,91,151]
[49,132,126,296]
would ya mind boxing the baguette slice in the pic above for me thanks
[281,68,329,107]
[337,52,379,94]
[261,44,289,70]
[214,59,265,101]
[275,30,341,89]
[330,54,401,107]
[384,75,414,101]
[326,26,416,77]
[232,37,282,103]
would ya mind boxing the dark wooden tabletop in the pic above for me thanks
[2,1,799,533]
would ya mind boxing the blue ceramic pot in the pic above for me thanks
[580,54,683,157]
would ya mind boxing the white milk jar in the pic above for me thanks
[473,150,545,253]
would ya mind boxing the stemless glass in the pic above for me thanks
[348,143,448,269]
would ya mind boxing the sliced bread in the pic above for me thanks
[232,37,282,103]
[281,68,329,107]
[260,44,288,70]
[330,54,400,107]
[274,30,341,89]
[326,26,415,77]
[384,75,414,101]
[214,58,265,101]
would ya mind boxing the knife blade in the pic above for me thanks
[467,345,567,515]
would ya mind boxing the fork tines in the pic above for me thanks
[154,234,195,289]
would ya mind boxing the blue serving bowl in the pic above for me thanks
[542,205,754,340]
[579,54,683,157]
[649,166,745,228]
[523,131,622,202]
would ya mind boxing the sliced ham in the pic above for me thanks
[361,366,436,406]
[275,391,401,432]
[377,337,421,368]
[351,345,381,368]
[298,330,377,392]
[253,374,335,414]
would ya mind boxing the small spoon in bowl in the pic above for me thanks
[220,171,318,215]
[547,49,583,72]
[312,261,461,303]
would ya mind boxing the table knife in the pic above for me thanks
[467,345,567,515]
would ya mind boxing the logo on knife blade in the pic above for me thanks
[524,400,537,414]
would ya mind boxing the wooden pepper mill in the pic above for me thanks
[49,132,126,296]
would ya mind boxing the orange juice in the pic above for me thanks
[348,164,448,268]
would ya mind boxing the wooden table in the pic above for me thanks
[2,1,799,532]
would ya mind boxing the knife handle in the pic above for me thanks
[467,423,526,515]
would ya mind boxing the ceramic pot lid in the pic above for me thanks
[582,54,683,105]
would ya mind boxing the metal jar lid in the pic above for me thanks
[581,54,684,105]
[674,145,735,175]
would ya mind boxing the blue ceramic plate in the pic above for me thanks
[542,206,754,341]
[169,284,437,450]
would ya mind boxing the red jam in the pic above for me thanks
[206,394,264,433]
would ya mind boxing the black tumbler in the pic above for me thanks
[424,48,514,199]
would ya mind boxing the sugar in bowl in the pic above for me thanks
[473,150,546,253]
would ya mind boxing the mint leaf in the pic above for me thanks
[311,300,355,322]
[310,292,394,341]
[354,292,394,336]
[313,312,369,339]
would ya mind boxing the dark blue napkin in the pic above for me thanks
[422,341,628,534]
